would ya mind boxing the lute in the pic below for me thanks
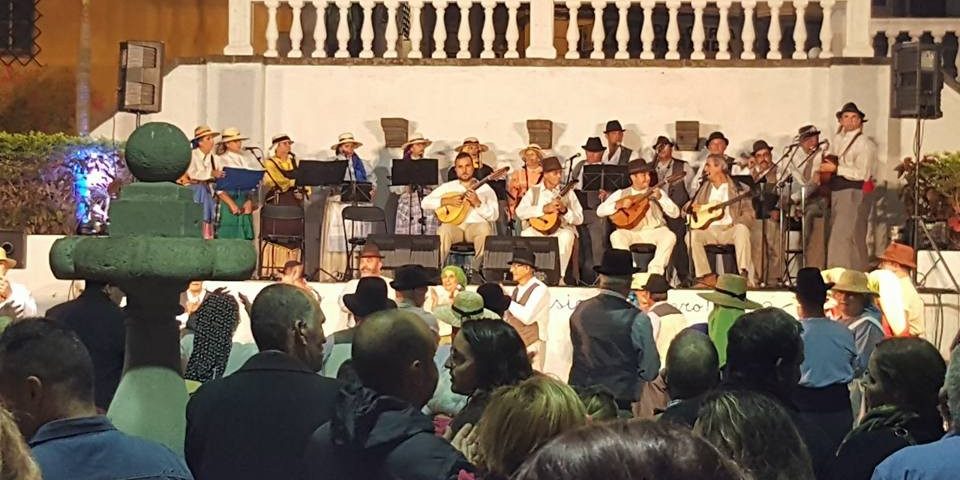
[528,180,579,235]
[435,167,509,225]
[687,189,753,230]
[609,172,686,230]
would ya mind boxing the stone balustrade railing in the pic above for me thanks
[870,17,960,78]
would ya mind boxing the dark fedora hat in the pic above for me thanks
[627,158,654,175]
[541,156,563,173]
[477,282,511,317]
[654,136,675,151]
[582,137,606,152]
[604,120,625,133]
[706,131,729,146]
[836,102,868,121]
[344,277,397,318]
[639,273,671,294]
[507,248,537,269]
[751,140,773,156]
[390,264,438,291]
[794,267,834,302]
[594,249,640,277]
[798,125,821,139]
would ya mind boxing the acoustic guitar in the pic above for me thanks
[609,172,687,230]
[528,180,579,235]
[686,189,753,230]
[435,167,509,225]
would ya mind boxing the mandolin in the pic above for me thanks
[687,189,753,230]
[528,180,579,235]
[609,172,687,230]
[435,167,509,225]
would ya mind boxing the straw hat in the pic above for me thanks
[454,137,489,153]
[830,269,872,294]
[331,132,363,151]
[697,274,762,310]
[271,134,294,145]
[218,127,248,144]
[192,126,220,142]
[0,249,16,269]
[434,291,501,328]
[401,133,432,150]
[519,143,544,159]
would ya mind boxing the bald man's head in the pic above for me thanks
[352,309,439,407]
[664,329,719,400]
[251,284,326,371]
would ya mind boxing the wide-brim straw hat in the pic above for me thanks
[519,143,544,159]
[455,137,489,153]
[271,134,294,145]
[192,126,220,142]
[331,132,363,150]
[401,133,432,150]
[697,273,762,310]
[830,269,872,294]
[434,291,501,328]
[0,249,16,269]
[218,127,248,144]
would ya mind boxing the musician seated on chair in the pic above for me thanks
[422,152,500,270]
[515,156,583,280]
[687,154,756,283]
[596,159,679,276]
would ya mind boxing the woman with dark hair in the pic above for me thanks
[513,419,747,480]
[695,390,815,480]
[831,337,947,480]
[182,293,257,388]
[445,319,533,435]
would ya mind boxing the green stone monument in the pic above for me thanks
[49,122,256,454]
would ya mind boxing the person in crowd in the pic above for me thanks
[600,120,634,165]
[337,243,395,330]
[868,267,911,339]
[180,280,208,318]
[0,249,37,318]
[260,133,307,276]
[632,273,688,418]
[0,404,41,480]
[423,152,500,271]
[503,249,551,370]
[877,241,925,337]
[181,293,258,387]
[833,337,946,480]
[432,265,469,337]
[825,102,877,271]
[516,156,583,279]
[829,268,884,416]
[185,284,339,480]
[793,267,857,453]
[570,136,610,284]
[512,420,747,480]
[698,273,761,366]
[181,126,223,239]
[569,249,659,414]
[651,135,695,285]
[688,153,756,283]
[872,345,960,480]
[391,264,440,333]
[468,375,588,480]
[394,133,440,235]
[444,318,533,436]
[0,319,192,480]
[46,280,125,412]
[447,137,494,181]
[320,132,377,276]
[304,310,475,479]
[214,127,261,240]
[597,159,679,275]
[697,389,816,480]
[322,276,397,378]
[278,260,320,301]
[477,282,511,318]
[507,143,544,225]
[575,385,619,422]
[659,329,719,427]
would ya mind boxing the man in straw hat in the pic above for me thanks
[569,249,659,413]
[570,136,611,283]
[825,102,878,271]
[829,269,883,378]
[0,250,36,319]
[877,241,925,337]
[183,126,223,239]
[697,273,761,366]
[597,159,679,276]
[515,156,583,279]
[652,136,695,285]
[503,248,551,370]
[601,120,635,165]
[337,243,395,331]
[507,144,545,223]
[447,137,493,182]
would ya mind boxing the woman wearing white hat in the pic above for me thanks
[506,144,544,226]
[214,127,262,240]
[392,133,440,235]
[320,133,377,276]
[182,126,224,239]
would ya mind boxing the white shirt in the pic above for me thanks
[421,180,499,225]
[829,128,878,181]
[337,275,396,331]
[706,183,733,226]
[187,149,215,181]
[0,280,38,318]
[899,275,925,337]
[596,186,679,230]
[515,183,584,229]
[507,277,551,341]
[217,150,264,171]
[786,145,825,202]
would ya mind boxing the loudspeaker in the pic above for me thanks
[481,236,561,286]
[891,42,943,119]
[118,41,164,114]
[366,234,441,275]
[0,231,25,269]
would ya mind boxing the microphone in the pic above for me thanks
[243,146,262,152]
[568,153,582,161]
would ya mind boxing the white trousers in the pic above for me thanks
[609,226,676,275]
[688,223,754,279]
[521,226,576,277]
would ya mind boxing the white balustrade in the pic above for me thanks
[264,0,281,57]
[311,0,327,57]
[690,0,705,60]
[716,0,731,60]
[819,0,835,58]
[433,0,450,58]
[481,0,497,58]
[565,0,580,59]
[590,0,605,59]
[384,0,400,57]
[871,18,960,57]
[767,0,783,59]
[664,0,680,60]
[288,0,305,57]
[615,0,630,59]
[740,0,756,60]
[456,0,472,58]
[505,0,521,58]
[360,0,375,58]
[335,0,351,57]
[638,0,654,59]
[792,0,808,59]
[408,0,425,58]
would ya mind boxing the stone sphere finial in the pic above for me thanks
[125,122,191,182]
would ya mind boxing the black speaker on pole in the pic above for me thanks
[0,231,26,269]
[482,236,561,286]
[118,41,165,114]
[891,42,943,119]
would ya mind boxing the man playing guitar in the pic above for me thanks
[597,159,679,275]
[687,154,756,283]
[422,152,500,270]
[516,156,584,280]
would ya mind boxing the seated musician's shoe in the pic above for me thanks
[694,274,718,289]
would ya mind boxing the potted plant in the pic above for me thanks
[897,151,960,249]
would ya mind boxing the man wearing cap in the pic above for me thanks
[877,241,925,337]
[569,249,659,413]
[787,125,829,268]
[597,159,679,276]
[183,126,224,239]
[825,102,878,271]
[653,136,695,284]
[503,249,551,370]
[322,277,397,378]
[0,250,38,320]
[748,139,782,286]
[631,273,688,418]
[697,273,761,366]
[601,120,635,165]
[337,243,395,332]
[391,265,440,334]
[571,136,614,283]
[446,137,494,182]
[516,156,584,279]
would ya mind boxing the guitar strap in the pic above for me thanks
[837,131,862,164]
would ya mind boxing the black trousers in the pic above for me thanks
[666,217,690,283]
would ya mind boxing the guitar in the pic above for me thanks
[687,189,753,230]
[435,167,510,225]
[609,172,687,230]
[528,180,579,235]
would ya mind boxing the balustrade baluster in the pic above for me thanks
[885,30,898,55]
[481,0,496,58]
[385,0,401,57]
[665,0,680,60]
[767,0,783,59]
[505,0,521,58]
[312,0,328,57]
[615,0,629,59]
[741,0,756,59]
[639,0,655,59]
[566,0,581,59]
[265,0,281,57]
[590,0,605,59]
[432,0,448,58]
[409,0,425,57]
[819,0,835,58]
[457,0,472,58]
[360,0,375,57]
[691,0,706,60]
[792,0,808,59]
[289,0,306,57]
[716,0,731,59]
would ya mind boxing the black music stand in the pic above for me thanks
[295,160,347,187]
[582,164,629,192]
[340,183,374,203]
[391,159,439,235]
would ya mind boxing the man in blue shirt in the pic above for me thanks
[0,319,192,480]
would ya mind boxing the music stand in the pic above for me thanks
[392,159,439,235]
[295,160,348,187]
[582,164,628,192]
